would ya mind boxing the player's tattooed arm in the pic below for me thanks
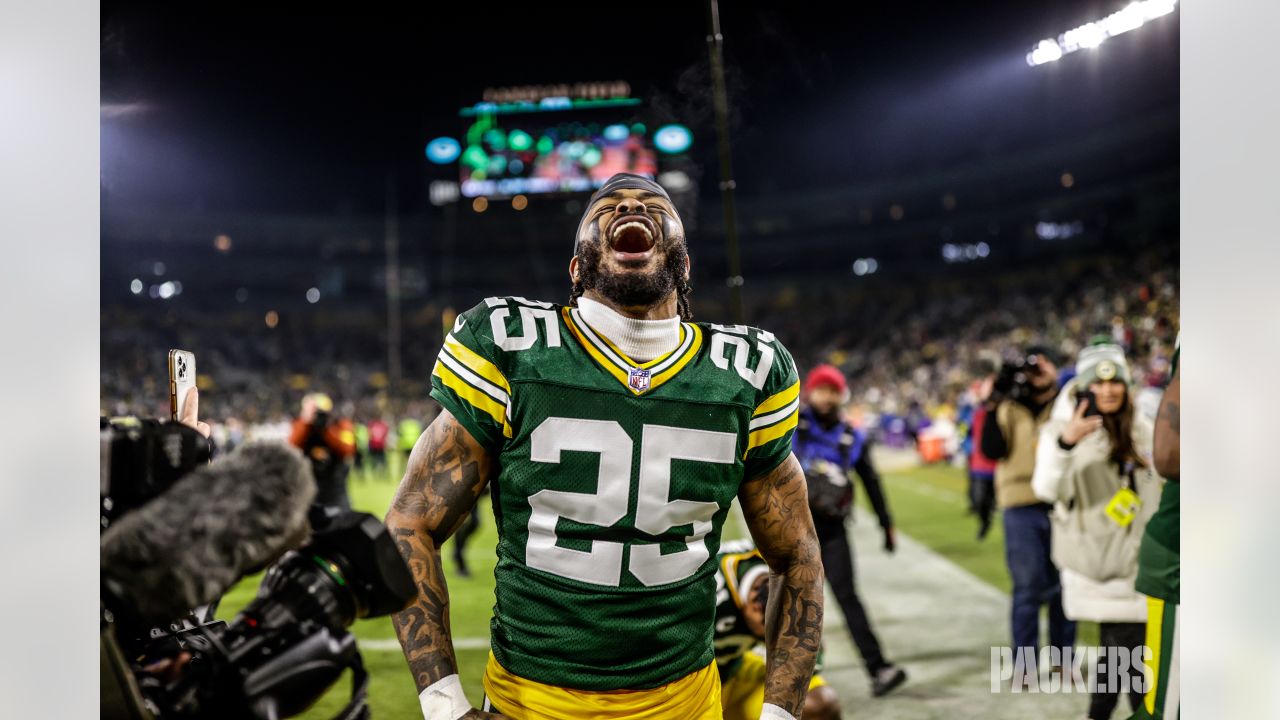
[1153,363,1179,480]
[739,453,825,717]
[385,409,493,695]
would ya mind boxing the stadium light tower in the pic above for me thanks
[1026,0,1177,66]
[707,0,745,324]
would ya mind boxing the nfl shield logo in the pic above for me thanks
[628,367,651,393]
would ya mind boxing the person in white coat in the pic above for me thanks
[1032,343,1164,720]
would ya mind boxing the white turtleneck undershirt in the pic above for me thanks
[576,296,680,363]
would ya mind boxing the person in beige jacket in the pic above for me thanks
[1032,343,1163,720]
[979,346,1073,679]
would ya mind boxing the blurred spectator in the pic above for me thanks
[1032,344,1162,719]
[793,364,907,698]
[289,393,356,510]
[451,496,484,579]
[353,420,369,480]
[966,371,999,540]
[980,346,1075,679]
[396,415,423,469]
[367,417,390,477]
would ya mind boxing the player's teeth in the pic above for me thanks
[611,222,653,241]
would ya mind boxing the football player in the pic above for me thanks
[386,173,824,720]
[715,540,841,720]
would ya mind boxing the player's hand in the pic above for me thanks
[1061,401,1103,446]
[179,386,211,438]
[883,526,897,554]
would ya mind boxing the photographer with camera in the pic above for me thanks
[1032,343,1163,719]
[794,364,908,698]
[102,385,416,720]
[290,393,357,511]
[980,346,1076,681]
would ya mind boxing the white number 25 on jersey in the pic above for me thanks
[525,417,737,587]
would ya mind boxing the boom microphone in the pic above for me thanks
[101,440,316,626]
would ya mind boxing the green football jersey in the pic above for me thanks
[429,296,800,690]
[1136,334,1180,603]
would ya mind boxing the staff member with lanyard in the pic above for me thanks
[793,364,908,697]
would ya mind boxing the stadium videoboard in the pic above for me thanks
[448,90,691,199]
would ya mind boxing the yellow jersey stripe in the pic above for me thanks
[444,334,511,395]
[1145,596,1164,715]
[562,309,632,388]
[749,397,800,431]
[563,309,704,395]
[745,407,799,454]
[753,380,800,417]
[432,360,513,438]
[593,322,686,370]
[439,348,509,407]
[721,554,741,604]
[647,323,702,393]
[721,550,762,609]
[568,308,633,373]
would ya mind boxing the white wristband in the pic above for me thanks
[760,703,798,720]
[419,674,470,720]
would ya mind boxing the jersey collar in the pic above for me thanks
[562,307,703,395]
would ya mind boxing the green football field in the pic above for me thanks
[218,456,1097,719]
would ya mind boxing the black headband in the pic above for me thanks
[587,172,671,206]
[575,173,673,254]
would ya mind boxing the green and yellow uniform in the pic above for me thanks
[713,540,826,720]
[1132,337,1179,720]
[430,297,800,719]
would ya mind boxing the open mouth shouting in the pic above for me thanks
[606,213,660,263]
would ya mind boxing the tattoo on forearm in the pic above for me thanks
[1165,401,1179,433]
[741,455,825,716]
[386,412,492,691]
[781,585,823,653]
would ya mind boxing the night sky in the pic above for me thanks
[100,2,1179,216]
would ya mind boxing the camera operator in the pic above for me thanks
[102,382,416,720]
[290,393,357,510]
[102,387,212,720]
[980,346,1076,681]
[794,364,908,698]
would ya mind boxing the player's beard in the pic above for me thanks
[576,237,688,310]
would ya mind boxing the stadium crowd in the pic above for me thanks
[100,250,1178,457]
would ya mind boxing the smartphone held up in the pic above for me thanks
[168,349,196,421]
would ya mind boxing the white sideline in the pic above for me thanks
[818,509,1085,718]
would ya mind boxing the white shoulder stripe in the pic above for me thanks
[748,398,799,431]
[438,348,511,421]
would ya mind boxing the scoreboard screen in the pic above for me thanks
[455,100,683,198]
